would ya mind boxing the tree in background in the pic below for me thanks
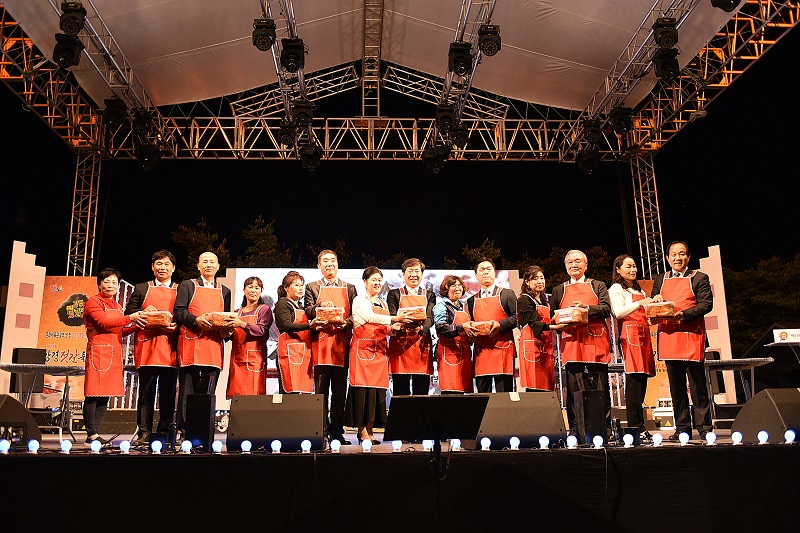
[170,218,230,281]
[236,216,293,268]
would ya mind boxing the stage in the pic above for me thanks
[2,429,797,531]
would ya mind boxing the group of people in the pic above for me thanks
[81,241,713,447]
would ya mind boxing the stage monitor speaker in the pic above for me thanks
[731,388,800,443]
[185,394,215,451]
[227,394,324,452]
[10,348,47,394]
[0,394,42,445]
[468,391,566,450]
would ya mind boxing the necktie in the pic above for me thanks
[482,290,490,298]
[673,272,681,278]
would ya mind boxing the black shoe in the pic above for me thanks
[84,434,109,447]
[698,429,710,440]
[330,435,352,446]
[667,430,686,442]
[639,430,653,443]
[132,431,151,447]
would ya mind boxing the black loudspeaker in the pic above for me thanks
[186,394,216,451]
[98,409,137,434]
[731,388,800,443]
[576,391,607,445]
[227,394,324,452]
[0,394,42,445]
[469,392,566,450]
[10,348,46,394]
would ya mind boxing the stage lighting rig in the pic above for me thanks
[610,107,633,135]
[300,144,323,172]
[652,17,678,49]
[711,0,739,12]
[135,143,161,172]
[102,97,128,129]
[450,124,469,149]
[576,148,600,176]
[448,42,473,77]
[292,99,314,128]
[653,47,680,81]
[478,24,501,57]
[53,33,84,69]
[582,119,602,145]
[59,2,86,36]
[422,145,451,174]
[435,104,457,134]
[280,38,305,73]
[252,18,276,51]
[277,120,296,146]
[132,109,155,137]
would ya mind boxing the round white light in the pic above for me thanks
[422,439,433,451]
[211,440,223,453]
[731,431,743,445]
[119,440,131,454]
[450,438,462,451]
[181,440,192,454]
[330,439,341,453]
[784,429,796,444]
[480,437,491,451]
[623,433,634,448]
[60,439,73,453]
[151,440,163,454]
[0,439,10,453]
[758,430,769,445]
[678,432,690,446]
[705,432,717,445]
[509,436,520,450]
[592,435,604,449]
[90,439,102,453]
[28,439,40,454]
[361,439,372,453]
[566,435,578,449]
[301,440,312,453]
[240,440,252,453]
[392,440,402,452]
[652,433,663,446]
[271,440,282,453]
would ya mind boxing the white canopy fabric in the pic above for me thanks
[4,1,738,111]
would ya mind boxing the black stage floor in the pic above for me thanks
[3,428,797,532]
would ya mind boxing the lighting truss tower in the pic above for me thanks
[66,150,101,276]
[362,0,385,117]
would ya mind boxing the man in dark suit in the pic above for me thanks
[304,250,358,445]
[463,257,518,393]
[650,240,714,441]
[549,249,612,443]
[126,249,180,446]
[173,251,232,442]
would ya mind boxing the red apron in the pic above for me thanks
[276,308,315,393]
[435,306,474,393]
[84,296,131,397]
[350,305,391,388]
[519,298,555,390]
[133,282,178,368]
[657,274,706,362]
[178,280,225,368]
[226,306,269,398]
[558,281,611,365]
[472,292,515,376]
[388,291,433,375]
[312,284,351,367]
[619,291,656,375]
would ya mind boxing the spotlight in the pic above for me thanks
[291,99,314,128]
[582,119,602,145]
[280,38,305,73]
[610,106,633,135]
[252,18,276,51]
[450,124,469,149]
[653,47,680,81]
[277,120,296,146]
[53,33,84,69]
[652,17,678,49]
[478,24,501,56]
[135,143,161,171]
[448,41,473,77]
[711,0,739,12]
[59,2,87,36]
[300,144,323,172]
[576,148,600,175]
[132,109,154,137]
[103,97,128,130]
[422,145,451,174]
[435,104,457,134]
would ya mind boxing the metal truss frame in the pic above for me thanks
[66,149,101,276]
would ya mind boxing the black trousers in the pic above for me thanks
[392,374,431,396]
[564,362,611,431]
[624,372,648,430]
[83,396,109,436]
[314,365,348,438]
[665,359,711,433]
[136,366,178,434]
[475,374,514,393]
[175,365,219,431]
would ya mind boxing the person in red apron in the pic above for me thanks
[173,251,232,441]
[125,249,180,446]
[463,257,518,393]
[225,276,274,398]
[549,250,612,442]
[433,275,474,393]
[83,268,142,446]
[517,265,556,392]
[304,250,358,444]
[387,258,435,397]
[345,266,413,444]
[609,254,656,442]
[650,241,714,441]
